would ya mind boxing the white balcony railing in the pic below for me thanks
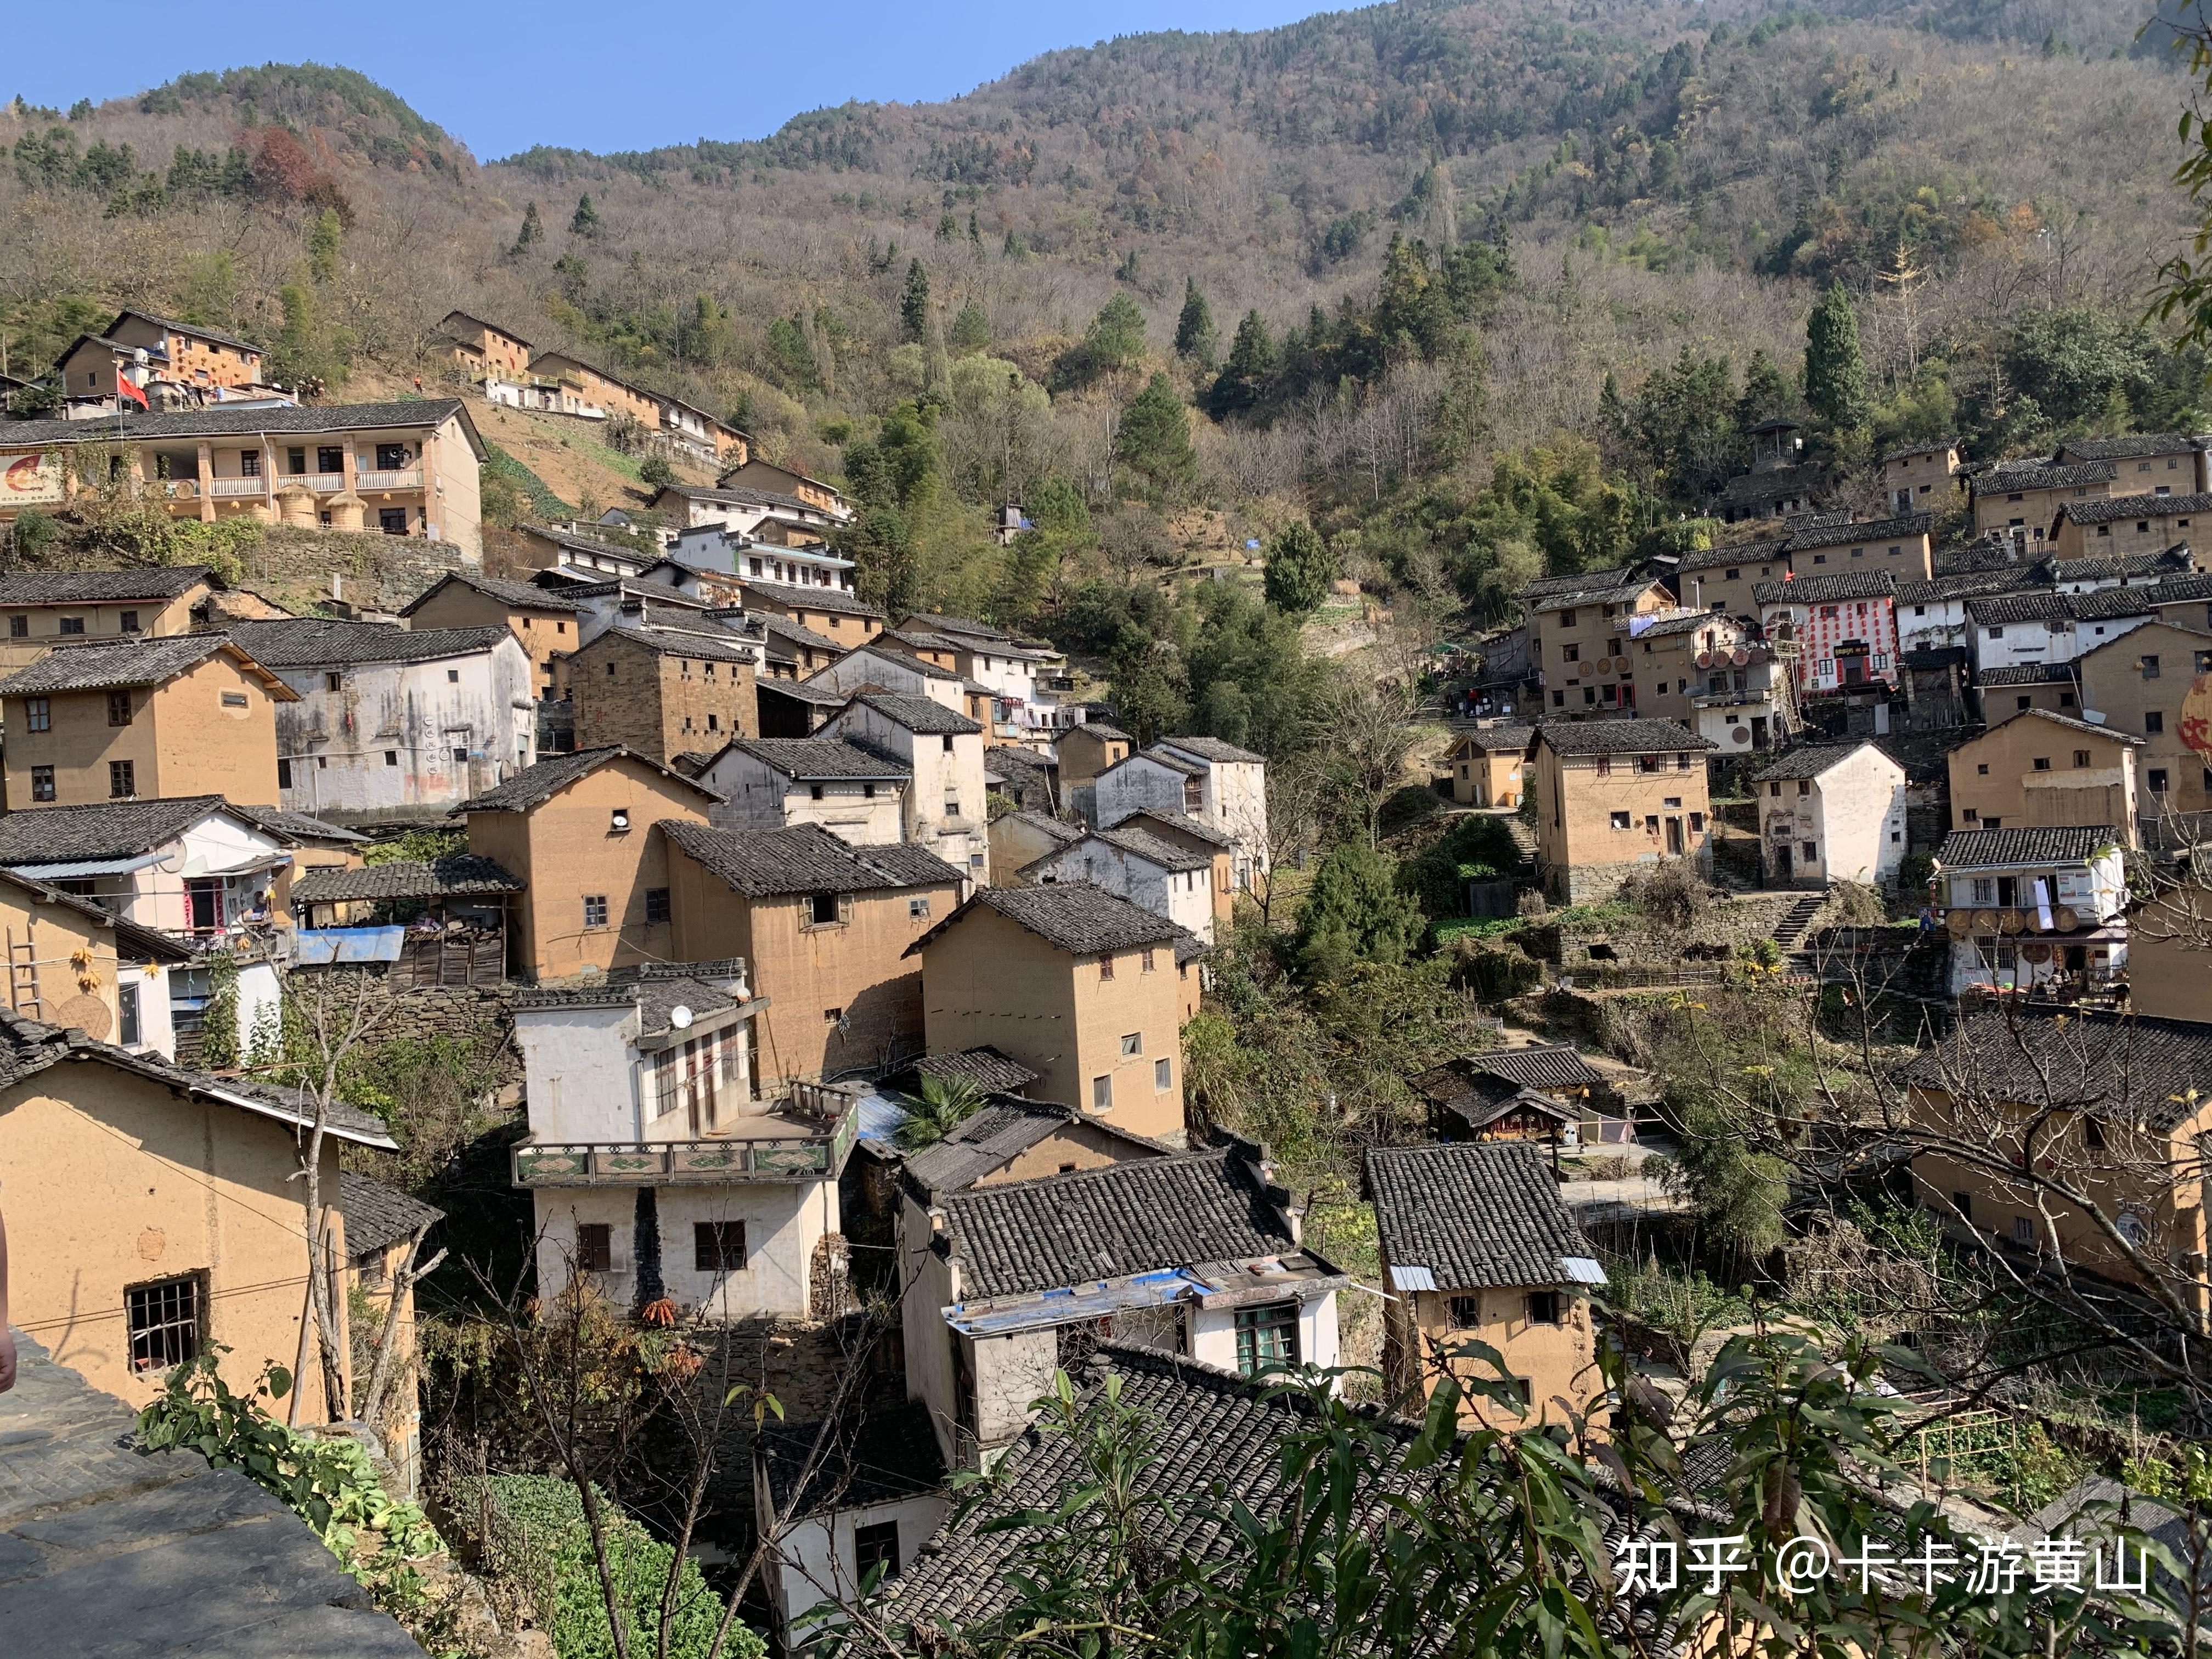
[276,474,347,493]
[354,469,422,491]
[208,477,266,497]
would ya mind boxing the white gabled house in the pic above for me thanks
[1931,825,2129,996]
[689,738,909,844]
[1019,822,1217,944]
[816,693,990,883]
[1751,742,1909,889]
[1094,736,1269,894]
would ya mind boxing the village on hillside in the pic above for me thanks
[9,20,2212,1659]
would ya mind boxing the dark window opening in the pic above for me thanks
[855,1520,901,1585]
[127,1274,202,1373]
[1448,1295,1482,1329]
[810,891,839,924]
[1526,1290,1562,1325]
[574,1224,612,1272]
[1234,1301,1299,1376]
[645,888,671,924]
[694,1221,747,1272]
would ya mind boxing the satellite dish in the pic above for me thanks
[669,1005,693,1029]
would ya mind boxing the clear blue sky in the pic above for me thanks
[7,0,1341,160]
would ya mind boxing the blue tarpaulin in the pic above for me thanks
[292,926,405,965]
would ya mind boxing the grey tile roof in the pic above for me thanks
[1630,611,1731,640]
[0,795,236,864]
[1531,718,1713,756]
[0,398,469,447]
[896,1098,1158,1198]
[851,692,981,735]
[1751,571,1897,605]
[1118,745,1206,778]
[998,809,1083,847]
[900,611,1013,642]
[1982,707,2141,744]
[1116,808,1233,848]
[661,819,962,896]
[1752,742,1885,782]
[1087,823,1215,873]
[0,1005,392,1145]
[456,746,721,812]
[907,882,1189,960]
[1782,512,1933,552]
[0,565,216,605]
[1159,735,1266,765]
[1936,540,2035,575]
[1895,571,2034,605]
[1449,724,1537,755]
[1530,578,1667,613]
[1904,1006,2212,1131]
[399,571,588,616]
[884,1345,1423,1629]
[1062,721,1131,742]
[518,522,658,563]
[1473,1044,1606,1091]
[292,856,524,905]
[337,1170,444,1259]
[1976,460,2117,492]
[2057,492,2212,524]
[515,962,746,1039]
[938,1149,1291,1300]
[1933,826,2119,867]
[1975,663,2078,686]
[2057,433,2196,462]
[2144,572,2212,605]
[721,737,911,780]
[2034,548,2196,583]
[2068,586,2160,621]
[0,866,197,965]
[736,577,885,618]
[597,622,760,665]
[756,1399,946,1516]
[1673,537,1791,574]
[1519,563,1640,600]
[1880,438,1959,462]
[760,614,841,653]
[0,1331,426,1657]
[1967,591,2071,626]
[234,806,369,845]
[912,1046,1042,1098]
[0,633,234,695]
[1363,1142,1592,1290]
[226,617,505,668]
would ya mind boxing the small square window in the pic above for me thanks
[825,1006,844,1023]
[909,895,930,918]
[810,891,840,924]
[385,750,399,765]
[127,1274,202,1373]
[2032,757,2051,772]
[645,888,670,924]
[58,617,84,636]
[325,671,343,692]
[574,1224,612,1273]
[1526,1290,1562,1326]
[119,610,139,634]
[447,668,460,684]
[1092,1074,1113,1111]
[5,616,22,639]
[583,894,609,928]
[1120,1032,1142,1058]
[221,691,249,708]
[109,759,135,799]
[695,1221,746,1272]
[1448,1295,1482,1328]
[29,765,54,802]
[452,746,469,765]
[1610,810,1632,830]
[2148,712,2166,734]
[1977,763,1990,775]
[610,807,631,832]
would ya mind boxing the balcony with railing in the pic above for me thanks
[511,1080,860,1188]
[276,473,348,493]
[208,477,267,497]
[354,469,423,492]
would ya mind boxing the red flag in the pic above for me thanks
[116,374,148,409]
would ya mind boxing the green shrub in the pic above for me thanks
[455,1474,759,1659]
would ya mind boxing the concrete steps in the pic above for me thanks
[1771,895,1825,950]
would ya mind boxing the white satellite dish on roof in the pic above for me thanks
[669,1005,693,1029]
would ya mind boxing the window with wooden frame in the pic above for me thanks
[694,1221,747,1272]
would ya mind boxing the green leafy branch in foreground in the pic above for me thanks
[814,1328,2190,1658]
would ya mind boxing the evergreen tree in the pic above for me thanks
[569,193,602,238]
[1294,842,1425,982]
[639,452,676,488]
[1803,280,1867,430]
[306,206,342,286]
[1737,347,1792,430]
[509,200,542,257]
[1596,370,1630,442]
[1204,310,1277,417]
[1173,277,1217,367]
[1116,373,1198,494]
[968,210,983,253]
[1087,294,1147,369]
[1262,520,1335,614]
[949,300,990,355]
[899,257,931,343]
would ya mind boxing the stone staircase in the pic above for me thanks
[1771,895,1825,950]
[1501,813,1538,867]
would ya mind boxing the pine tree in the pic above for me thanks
[510,201,543,257]
[569,193,602,238]
[1262,520,1335,614]
[1173,277,1217,367]
[1597,370,1630,442]
[1737,348,1792,430]
[949,300,990,355]
[1086,295,1147,370]
[967,210,983,253]
[899,258,931,343]
[1293,842,1424,982]
[1204,309,1277,417]
[1115,373,1198,494]
[1803,281,1867,430]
